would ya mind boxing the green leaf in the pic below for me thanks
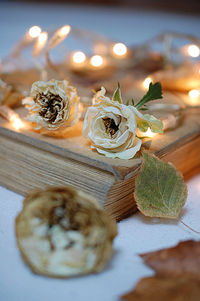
[131,98,135,106]
[126,99,130,106]
[137,114,163,133]
[135,82,163,109]
[134,152,187,218]
[112,83,122,103]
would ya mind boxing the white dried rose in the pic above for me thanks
[15,186,117,278]
[83,87,163,160]
[23,79,80,134]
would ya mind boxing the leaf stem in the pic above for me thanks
[177,217,200,234]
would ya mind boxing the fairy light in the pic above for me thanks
[33,31,48,57]
[90,55,103,67]
[28,26,42,38]
[72,51,86,64]
[60,25,71,36]
[112,43,127,56]
[143,128,157,138]
[48,25,71,49]
[187,44,200,58]
[0,106,24,131]
[188,89,200,105]
[143,77,152,89]
[10,114,24,130]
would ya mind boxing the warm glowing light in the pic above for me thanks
[33,32,48,57]
[143,77,152,89]
[90,55,103,67]
[28,26,42,38]
[188,89,200,102]
[38,32,48,44]
[113,43,127,56]
[143,127,157,138]
[10,115,24,130]
[72,51,86,64]
[187,44,200,58]
[60,25,71,36]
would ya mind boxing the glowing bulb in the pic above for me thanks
[144,128,156,138]
[72,51,86,64]
[32,32,48,57]
[38,32,48,44]
[187,44,200,58]
[60,25,71,36]
[90,55,103,67]
[188,89,199,99]
[10,115,24,130]
[28,26,42,38]
[143,77,152,89]
[113,43,127,56]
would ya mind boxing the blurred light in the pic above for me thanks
[60,25,71,36]
[28,26,42,38]
[113,43,127,56]
[10,115,24,130]
[90,55,103,67]
[143,77,152,89]
[38,32,48,44]
[72,51,86,64]
[143,128,157,138]
[188,89,199,99]
[187,44,200,58]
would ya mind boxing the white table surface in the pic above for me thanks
[0,3,200,301]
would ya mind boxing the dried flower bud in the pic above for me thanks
[15,186,117,278]
[23,79,80,135]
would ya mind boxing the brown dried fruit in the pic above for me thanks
[122,275,200,301]
[16,186,117,278]
[140,240,200,277]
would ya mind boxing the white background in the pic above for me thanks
[0,3,200,301]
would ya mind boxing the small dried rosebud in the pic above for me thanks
[15,186,117,278]
[23,79,80,134]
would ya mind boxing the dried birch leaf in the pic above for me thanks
[140,240,200,277]
[121,275,200,301]
[134,152,187,218]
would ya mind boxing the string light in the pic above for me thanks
[188,89,200,105]
[28,26,42,38]
[0,106,24,131]
[72,51,86,64]
[90,55,103,67]
[48,25,71,49]
[143,128,157,138]
[60,25,71,36]
[112,43,127,56]
[10,114,24,130]
[33,32,48,57]
[143,77,152,89]
[187,44,200,58]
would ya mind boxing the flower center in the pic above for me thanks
[35,92,64,123]
[103,118,119,137]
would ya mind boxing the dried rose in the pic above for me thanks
[15,186,117,278]
[83,87,163,159]
[23,79,80,133]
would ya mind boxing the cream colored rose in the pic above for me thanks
[23,79,80,133]
[83,87,163,160]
